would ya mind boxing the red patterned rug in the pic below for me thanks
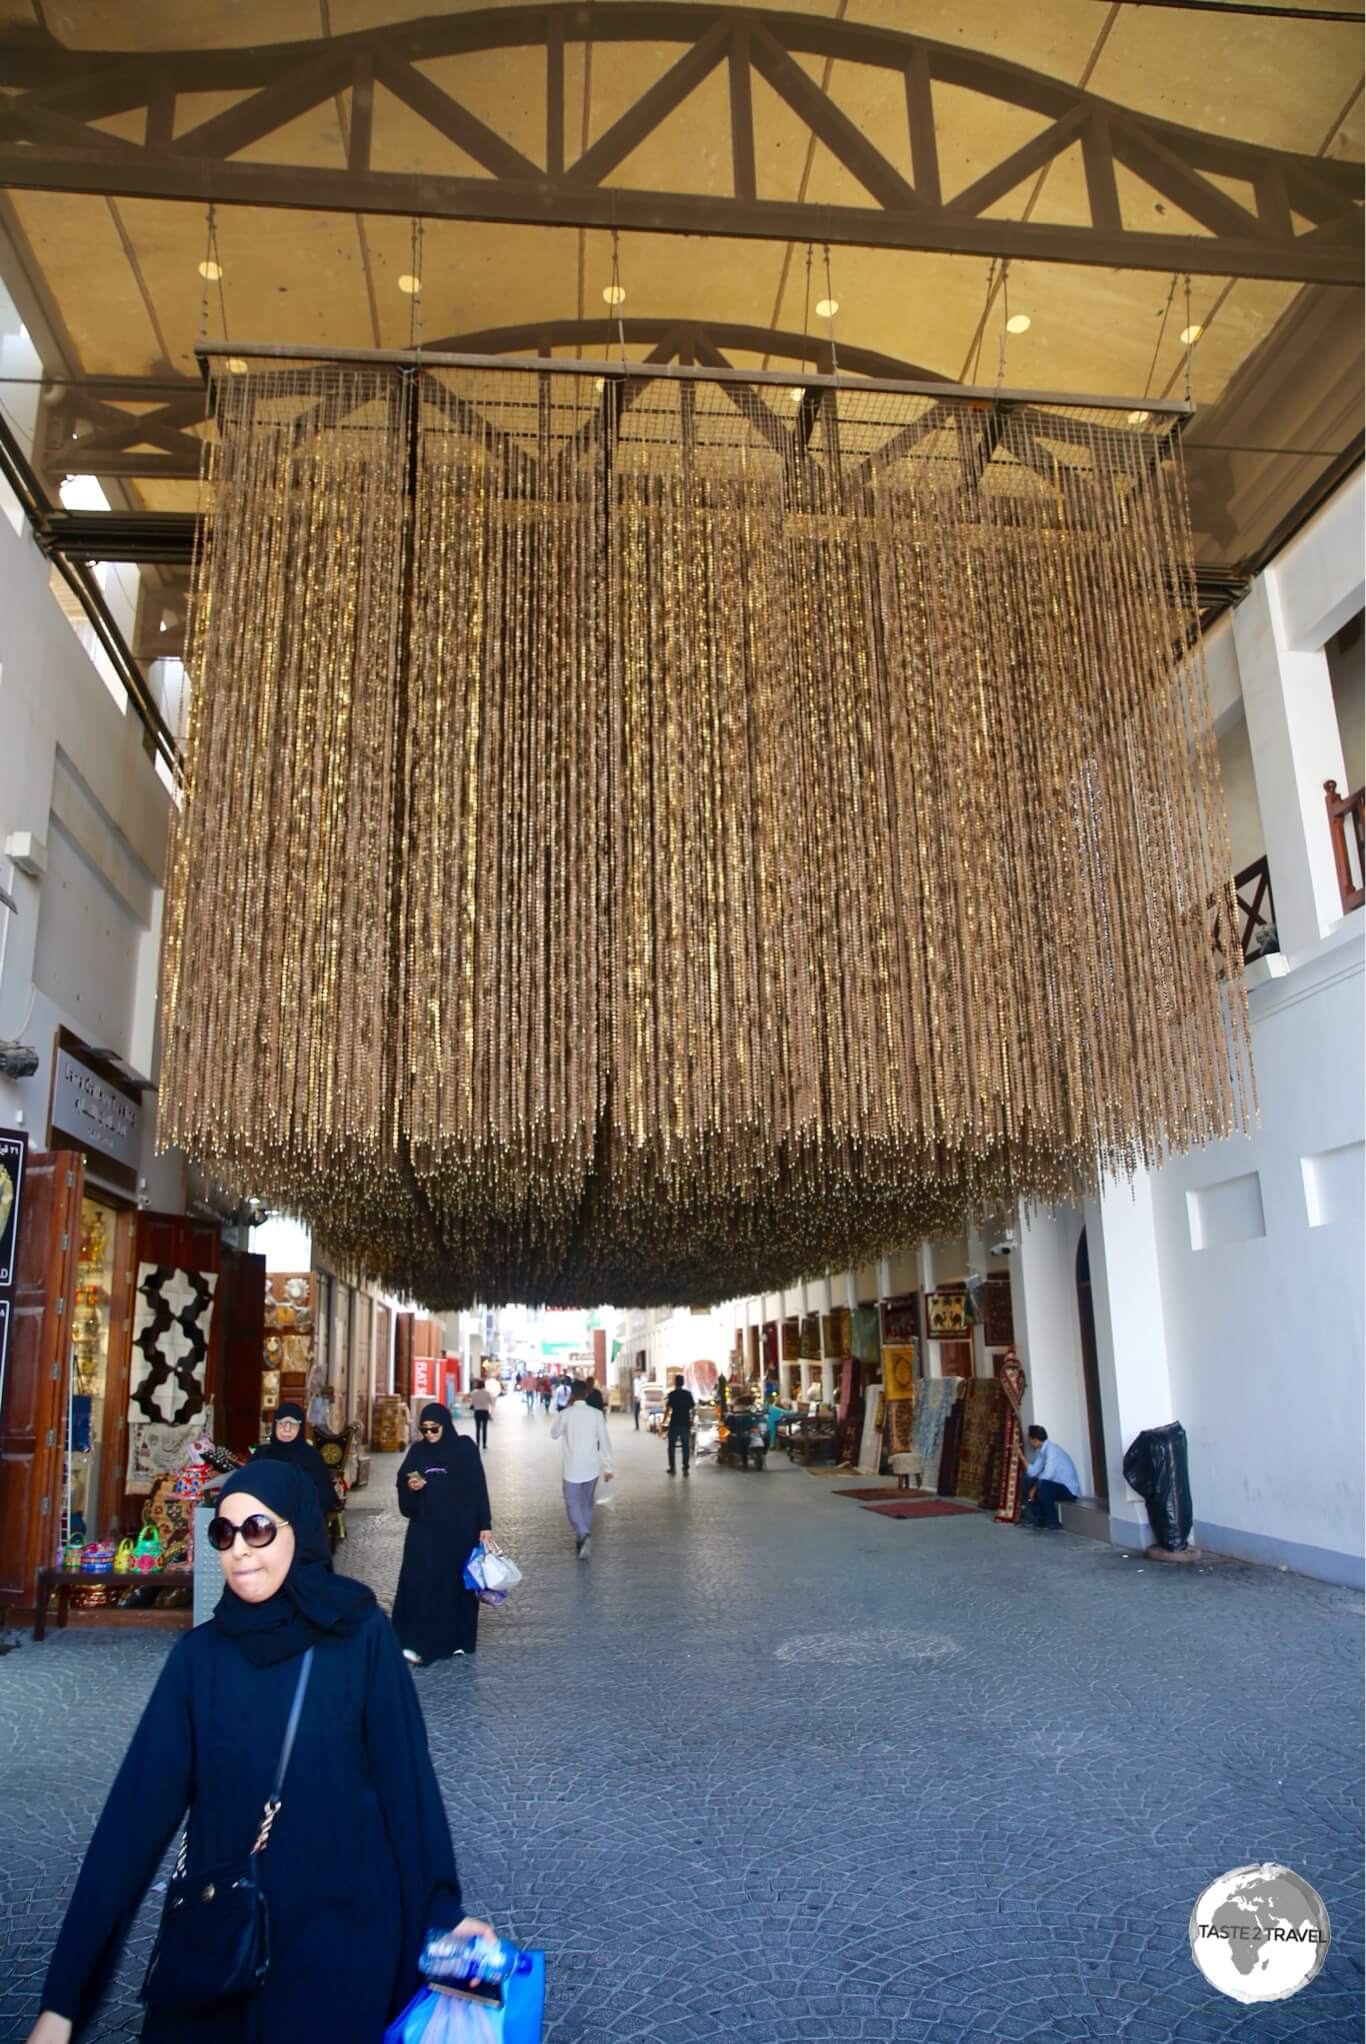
[860,1500,978,1520]
[834,1486,933,1501]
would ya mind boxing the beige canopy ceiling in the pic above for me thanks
[0,0,1361,582]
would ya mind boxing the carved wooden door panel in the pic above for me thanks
[0,1151,83,1608]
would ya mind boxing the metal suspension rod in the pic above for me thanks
[194,341,1194,418]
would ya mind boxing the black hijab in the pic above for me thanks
[212,1460,376,1667]
[396,1405,487,1536]
[399,1403,464,1475]
[260,1399,307,1443]
[253,1401,337,1522]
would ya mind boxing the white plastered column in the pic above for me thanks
[1083,1170,1177,1546]
[1008,1202,1092,1493]
[1232,569,1348,955]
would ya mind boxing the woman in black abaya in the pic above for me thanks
[392,1404,491,1666]
[26,1460,493,2044]
[251,1401,337,1528]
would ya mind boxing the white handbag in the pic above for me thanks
[479,1540,523,1592]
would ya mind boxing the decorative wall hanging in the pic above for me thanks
[129,1266,217,1426]
[127,1423,197,1493]
[882,1344,918,1400]
[160,354,1253,1308]
[927,1291,970,1339]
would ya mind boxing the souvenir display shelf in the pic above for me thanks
[62,1197,117,1550]
[262,1272,317,1440]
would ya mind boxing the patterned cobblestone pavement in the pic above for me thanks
[1,1408,1361,2042]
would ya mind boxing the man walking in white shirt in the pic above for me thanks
[550,1380,614,1558]
[1017,1424,1082,1529]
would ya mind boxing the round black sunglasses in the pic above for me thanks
[207,1512,289,1552]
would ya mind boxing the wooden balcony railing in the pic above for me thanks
[1325,780,1365,916]
[1211,854,1278,968]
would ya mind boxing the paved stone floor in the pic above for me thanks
[1,1408,1362,2042]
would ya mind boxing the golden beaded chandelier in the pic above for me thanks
[160,354,1252,1307]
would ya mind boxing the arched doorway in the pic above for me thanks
[1075,1231,1109,1504]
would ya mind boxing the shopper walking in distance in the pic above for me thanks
[24,1461,493,2044]
[551,1379,614,1559]
[665,1374,696,1477]
[469,1376,494,1450]
[632,1366,646,1430]
[392,1404,492,1664]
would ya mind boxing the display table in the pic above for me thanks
[782,1415,838,1464]
[33,1567,194,1642]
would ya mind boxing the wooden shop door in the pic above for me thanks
[134,1211,224,1403]
[0,1151,83,1610]
[219,1244,267,1459]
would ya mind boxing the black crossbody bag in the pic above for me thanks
[141,1646,314,2014]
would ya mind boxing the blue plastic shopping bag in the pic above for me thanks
[384,1935,545,2044]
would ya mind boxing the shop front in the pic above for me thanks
[0,1035,263,1623]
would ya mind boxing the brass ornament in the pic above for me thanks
[159,362,1253,1307]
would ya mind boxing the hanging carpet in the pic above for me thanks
[129,1266,217,1426]
[955,1378,1005,1506]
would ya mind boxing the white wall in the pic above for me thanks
[1149,929,1364,1578]
[1326,611,1364,798]
[1215,713,1266,874]
[1010,1202,1092,1490]
[0,499,178,1202]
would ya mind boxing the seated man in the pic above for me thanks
[1017,1424,1082,1530]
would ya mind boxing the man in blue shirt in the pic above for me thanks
[1017,1424,1082,1529]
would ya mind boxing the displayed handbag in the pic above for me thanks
[141,1647,314,2014]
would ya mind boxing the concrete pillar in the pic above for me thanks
[1009,1201,1092,1492]
[966,1222,991,1378]
[1084,1170,1177,1546]
[1232,571,1348,954]
[917,1243,939,1376]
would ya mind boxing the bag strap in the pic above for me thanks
[251,1646,315,1856]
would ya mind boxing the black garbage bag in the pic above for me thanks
[1122,1422,1194,1551]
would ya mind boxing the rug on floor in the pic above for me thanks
[834,1485,933,1500]
[860,1500,978,1519]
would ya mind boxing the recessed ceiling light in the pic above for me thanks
[198,260,222,281]
[1005,313,1031,334]
[815,297,838,319]
[398,273,422,295]
[1127,408,1150,425]
[1180,323,1203,345]
[226,357,248,375]
[602,284,626,306]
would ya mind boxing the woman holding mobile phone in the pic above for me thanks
[392,1404,492,1666]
